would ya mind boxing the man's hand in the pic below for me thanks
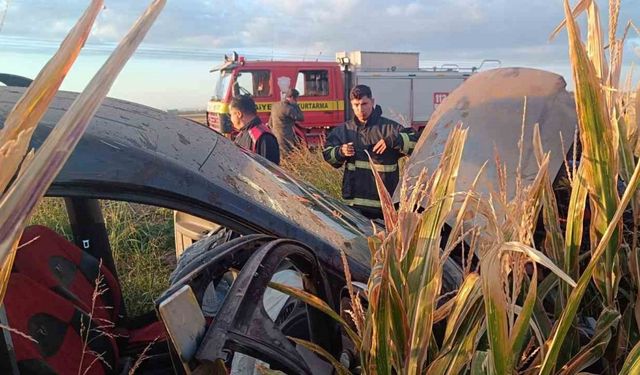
[372,139,387,154]
[341,142,355,157]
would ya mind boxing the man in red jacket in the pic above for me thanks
[229,94,280,165]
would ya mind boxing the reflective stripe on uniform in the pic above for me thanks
[324,146,339,164]
[400,133,416,154]
[346,160,397,172]
[330,147,338,164]
[344,197,382,208]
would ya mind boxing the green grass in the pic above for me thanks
[101,201,175,317]
[29,198,175,317]
[28,197,72,239]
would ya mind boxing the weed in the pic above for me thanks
[280,146,343,200]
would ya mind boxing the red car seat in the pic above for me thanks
[5,225,168,374]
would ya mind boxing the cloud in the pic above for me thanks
[3,0,639,110]
[387,2,438,17]
[90,22,120,40]
[1,0,639,68]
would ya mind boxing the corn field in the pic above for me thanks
[280,1,640,374]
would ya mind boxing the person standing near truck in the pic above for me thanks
[323,85,418,220]
[269,88,304,154]
[229,94,280,165]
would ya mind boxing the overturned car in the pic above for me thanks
[0,84,464,374]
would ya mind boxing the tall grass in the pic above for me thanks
[28,197,72,239]
[280,146,344,200]
[103,202,175,316]
[28,198,175,317]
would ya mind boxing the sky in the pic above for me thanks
[0,0,639,110]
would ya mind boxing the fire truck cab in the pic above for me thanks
[207,53,344,145]
[207,51,497,146]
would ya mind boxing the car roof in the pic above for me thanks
[0,86,372,280]
[398,68,576,208]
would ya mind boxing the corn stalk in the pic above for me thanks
[0,0,166,303]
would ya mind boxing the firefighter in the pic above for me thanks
[269,88,305,155]
[323,85,417,220]
[229,94,280,165]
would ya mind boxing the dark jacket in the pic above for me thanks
[269,100,304,153]
[234,117,281,165]
[322,105,417,218]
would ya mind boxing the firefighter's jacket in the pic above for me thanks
[269,100,304,153]
[234,117,281,165]
[323,105,417,216]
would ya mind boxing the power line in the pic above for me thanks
[0,35,335,62]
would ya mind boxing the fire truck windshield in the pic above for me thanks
[211,70,233,100]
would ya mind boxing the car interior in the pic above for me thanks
[2,197,342,374]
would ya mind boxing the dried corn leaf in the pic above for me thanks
[620,339,640,375]
[288,337,351,375]
[407,127,467,373]
[533,125,564,267]
[0,129,35,193]
[0,0,103,194]
[585,0,607,81]
[549,0,590,41]
[367,150,398,233]
[0,0,166,296]
[440,273,483,351]
[557,0,621,304]
[558,308,620,375]
[636,84,640,136]
[510,268,537,365]
[481,245,512,374]
[540,93,640,375]
[269,281,361,348]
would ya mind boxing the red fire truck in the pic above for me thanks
[207,51,498,145]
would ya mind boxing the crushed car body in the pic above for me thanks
[397,67,577,223]
[0,85,462,374]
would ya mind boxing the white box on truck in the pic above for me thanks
[355,71,468,126]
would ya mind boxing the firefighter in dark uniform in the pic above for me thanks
[323,85,418,219]
[269,88,304,155]
[229,94,280,165]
